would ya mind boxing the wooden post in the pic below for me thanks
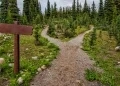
[14,21,20,74]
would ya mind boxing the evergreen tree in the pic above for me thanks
[115,15,120,45]
[112,0,117,23]
[104,0,114,24]
[34,24,41,46]
[50,5,54,18]
[23,0,30,21]
[68,7,72,16]
[8,0,19,21]
[21,13,28,25]
[39,2,42,16]
[46,0,51,18]
[29,0,35,22]
[0,3,1,22]
[115,0,120,14]
[79,3,82,13]
[72,0,76,20]
[35,0,40,14]
[91,1,97,24]
[0,0,9,23]
[77,0,79,15]
[83,0,88,13]
[111,0,117,32]
[6,10,13,24]
[63,7,65,18]
[34,14,41,24]
[45,8,47,17]
[53,2,57,18]
[59,7,63,18]
[98,0,104,22]
[90,28,96,46]
[38,2,43,23]
[88,6,91,16]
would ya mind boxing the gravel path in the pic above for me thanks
[30,27,100,86]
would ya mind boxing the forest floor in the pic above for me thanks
[30,26,101,86]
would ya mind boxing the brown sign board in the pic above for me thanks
[0,23,32,35]
[0,22,33,74]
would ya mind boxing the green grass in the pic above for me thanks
[85,68,99,81]
[83,30,120,86]
[75,26,88,36]
[0,34,59,86]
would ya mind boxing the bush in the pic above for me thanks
[75,26,87,35]
[48,22,55,36]
[33,24,41,45]
[85,69,99,81]
[83,32,92,51]
[0,47,5,55]
[39,37,48,46]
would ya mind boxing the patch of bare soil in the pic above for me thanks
[30,27,101,86]
[0,78,9,86]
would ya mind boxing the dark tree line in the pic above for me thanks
[0,0,19,23]
[0,0,120,44]
[0,0,42,24]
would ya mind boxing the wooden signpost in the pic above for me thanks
[0,21,32,74]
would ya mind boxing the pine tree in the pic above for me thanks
[21,13,28,25]
[23,0,30,21]
[34,24,41,46]
[112,0,117,22]
[59,7,63,18]
[88,6,91,16]
[115,0,120,14]
[91,1,97,24]
[111,1,117,37]
[8,0,19,21]
[34,14,41,24]
[79,3,82,13]
[46,0,51,18]
[63,7,65,18]
[104,0,114,24]
[50,5,54,18]
[98,0,104,22]
[35,0,40,14]
[72,0,76,20]
[0,4,1,22]
[65,7,70,18]
[68,7,72,17]
[6,10,13,24]
[39,2,42,15]
[77,0,79,15]
[45,8,47,17]
[115,15,120,45]
[29,0,35,22]
[90,28,96,46]
[83,0,88,13]
[53,2,57,18]
[0,1,2,23]
[38,2,43,23]
[0,0,9,23]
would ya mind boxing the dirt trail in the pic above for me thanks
[30,27,100,86]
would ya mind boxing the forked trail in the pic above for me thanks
[30,26,100,86]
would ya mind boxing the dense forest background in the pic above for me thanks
[0,0,120,44]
